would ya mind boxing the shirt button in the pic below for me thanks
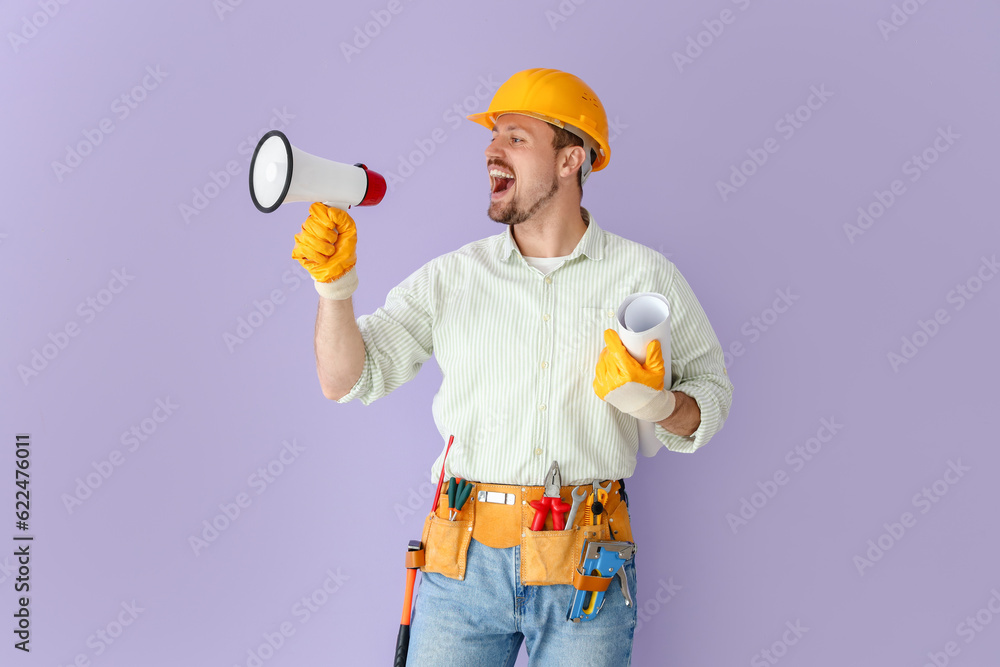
[540,361,549,369]
[538,404,547,411]
[545,276,552,284]
[542,313,551,321]
[534,448,542,456]
[606,309,615,318]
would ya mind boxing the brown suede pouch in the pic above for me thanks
[607,491,633,544]
[419,491,475,580]
[521,522,609,586]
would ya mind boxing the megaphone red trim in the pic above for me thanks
[353,164,387,207]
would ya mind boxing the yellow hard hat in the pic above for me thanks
[467,68,610,181]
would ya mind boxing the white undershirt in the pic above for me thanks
[522,254,573,275]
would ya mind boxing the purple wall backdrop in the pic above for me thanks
[3,1,999,665]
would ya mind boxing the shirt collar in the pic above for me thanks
[495,207,605,263]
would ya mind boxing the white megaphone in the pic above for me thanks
[249,130,387,213]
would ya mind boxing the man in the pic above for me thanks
[292,68,733,665]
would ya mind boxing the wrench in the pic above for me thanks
[563,486,589,530]
[588,480,613,524]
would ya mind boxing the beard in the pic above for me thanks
[488,171,560,226]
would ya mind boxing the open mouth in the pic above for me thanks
[490,167,515,200]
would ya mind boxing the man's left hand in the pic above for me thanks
[593,329,677,422]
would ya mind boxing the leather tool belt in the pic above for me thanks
[419,480,633,586]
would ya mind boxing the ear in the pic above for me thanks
[555,145,587,182]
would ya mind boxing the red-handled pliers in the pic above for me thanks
[529,461,572,531]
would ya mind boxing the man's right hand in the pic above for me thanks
[292,203,359,300]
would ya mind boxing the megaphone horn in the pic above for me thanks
[249,130,387,213]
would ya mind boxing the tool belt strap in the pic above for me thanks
[572,569,615,592]
[405,549,425,569]
[457,480,627,550]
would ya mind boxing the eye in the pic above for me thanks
[512,137,523,143]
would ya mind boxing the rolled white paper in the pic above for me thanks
[615,293,671,457]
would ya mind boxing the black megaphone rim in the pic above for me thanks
[249,130,293,214]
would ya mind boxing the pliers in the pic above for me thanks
[529,461,572,531]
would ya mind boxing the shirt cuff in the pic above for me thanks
[654,422,698,454]
[335,345,373,404]
[654,387,712,453]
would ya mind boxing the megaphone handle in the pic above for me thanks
[322,201,351,211]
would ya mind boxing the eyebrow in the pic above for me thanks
[491,124,526,133]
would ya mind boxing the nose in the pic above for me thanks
[485,136,502,160]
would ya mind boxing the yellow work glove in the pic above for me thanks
[593,329,677,422]
[291,203,359,300]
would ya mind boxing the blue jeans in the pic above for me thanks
[406,538,638,666]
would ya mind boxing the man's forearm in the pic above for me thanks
[315,296,365,400]
[656,391,700,437]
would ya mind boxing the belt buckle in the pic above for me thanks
[477,490,515,505]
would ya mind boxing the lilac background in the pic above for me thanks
[3,0,999,665]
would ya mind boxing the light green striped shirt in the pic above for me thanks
[337,209,734,486]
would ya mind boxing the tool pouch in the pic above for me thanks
[520,483,633,586]
[521,523,607,586]
[419,505,474,581]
